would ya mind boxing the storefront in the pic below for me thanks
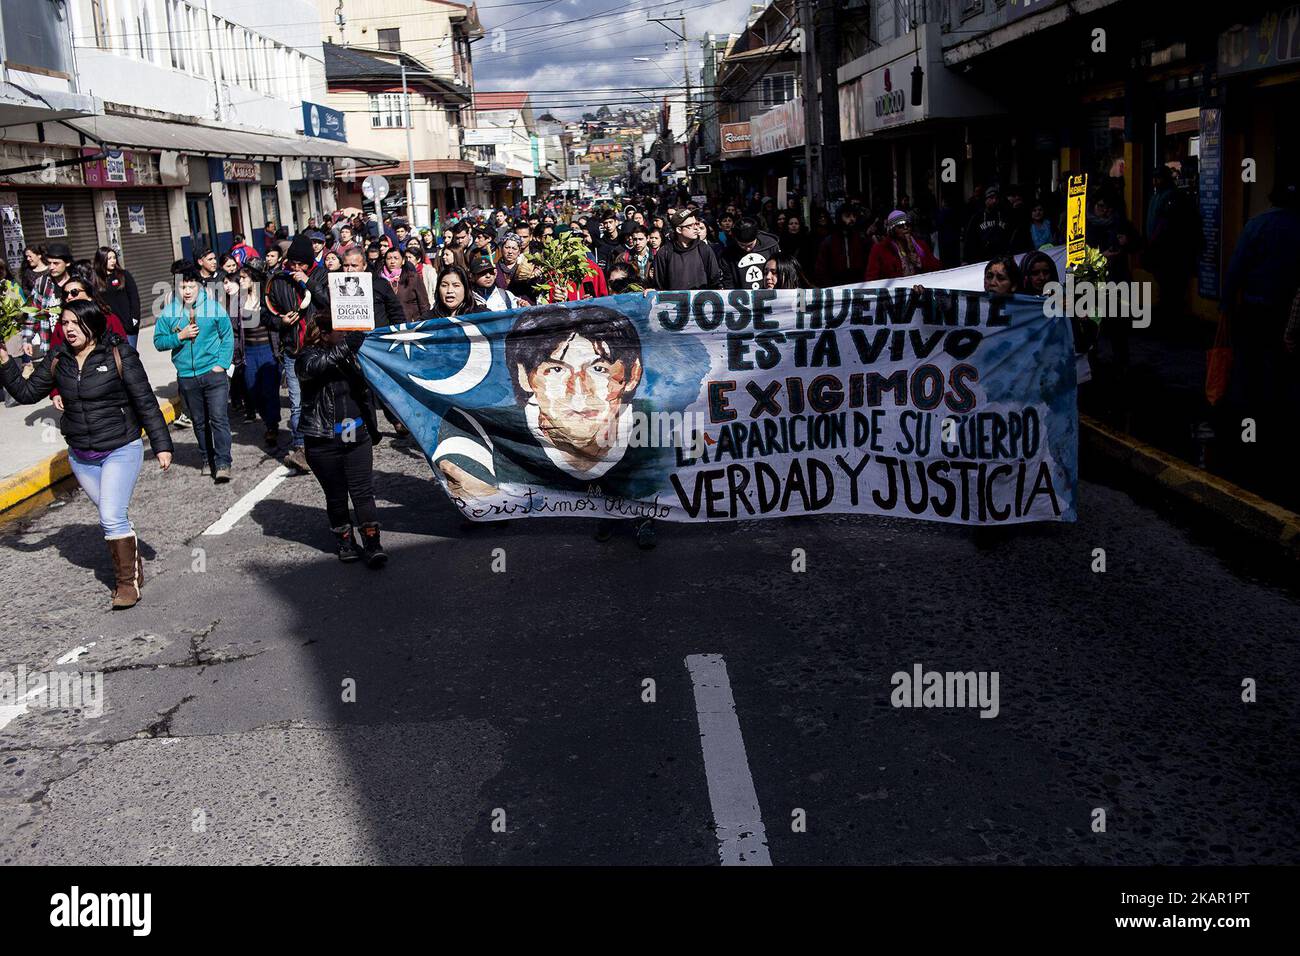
[837,21,1003,213]
[1216,7,1300,300]
[747,99,806,204]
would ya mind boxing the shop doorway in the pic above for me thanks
[186,194,216,255]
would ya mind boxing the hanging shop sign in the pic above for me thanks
[750,99,805,156]
[217,159,260,183]
[302,101,347,142]
[82,148,157,187]
[720,122,752,155]
[1218,6,1300,76]
[462,128,513,147]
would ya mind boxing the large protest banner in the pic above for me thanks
[359,285,1078,525]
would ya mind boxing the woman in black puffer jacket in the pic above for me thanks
[295,306,387,568]
[0,299,172,609]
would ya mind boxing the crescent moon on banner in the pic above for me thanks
[407,315,492,396]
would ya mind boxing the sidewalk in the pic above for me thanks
[1081,321,1300,556]
[0,338,182,514]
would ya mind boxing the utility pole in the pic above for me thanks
[816,0,844,206]
[649,11,692,182]
[797,0,822,208]
[395,59,416,227]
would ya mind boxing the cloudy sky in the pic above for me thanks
[470,0,761,120]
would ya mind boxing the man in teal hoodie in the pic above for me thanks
[154,269,235,482]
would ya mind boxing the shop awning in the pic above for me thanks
[63,113,396,164]
[361,159,479,177]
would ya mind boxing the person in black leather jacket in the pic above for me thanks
[294,307,387,567]
[0,299,172,609]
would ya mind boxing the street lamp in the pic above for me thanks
[398,59,443,229]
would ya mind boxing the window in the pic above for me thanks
[761,73,795,107]
[370,92,410,128]
[90,0,110,49]
[377,28,400,51]
[139,1,154,63]
[166,0,185,71]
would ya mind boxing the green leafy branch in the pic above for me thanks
[0,283,44,342]
[530,233,593,303]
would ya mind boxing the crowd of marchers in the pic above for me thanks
[2,169,1297,607]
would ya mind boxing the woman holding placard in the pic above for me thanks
[295,302,386,568]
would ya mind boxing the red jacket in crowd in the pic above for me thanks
[865,236,942,281]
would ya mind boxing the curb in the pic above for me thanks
[1080,414,1300,560]
[0,392,183,516]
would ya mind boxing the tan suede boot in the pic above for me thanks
[108,534,142,609]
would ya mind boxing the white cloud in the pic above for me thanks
[473,0,758,119]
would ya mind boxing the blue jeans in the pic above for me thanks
[128,334,138,349]
[69,439,144,539]
[243,343,281,430]
[177,370,232,473]
[283,357,303,449]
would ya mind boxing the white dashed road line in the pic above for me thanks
[56,642,96,665]
[685,653,772,866]
[0,682,47,732]
[202,465,292,536]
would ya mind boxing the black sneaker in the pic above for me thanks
[358,522,388,569]
[331,525,361,563]
[173,412,192,429]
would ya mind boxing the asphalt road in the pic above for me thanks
[1,411,1298,866]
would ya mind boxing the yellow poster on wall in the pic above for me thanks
[1066,174,1088,268]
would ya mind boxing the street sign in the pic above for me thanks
[1066,174,1087,268]
[689,165,712,174]
[362,175,389,203]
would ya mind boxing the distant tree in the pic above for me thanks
[582,112,597,122]
[596,105,612,119]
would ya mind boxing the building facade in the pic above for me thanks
[1,0,389,307]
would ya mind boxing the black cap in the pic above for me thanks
[732,218,759,243]
[46,242,73,262]
[286,234,315,264]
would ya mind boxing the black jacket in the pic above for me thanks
[720,230,781,290]
[373,274,406,328]
[1,333,173,455]
[652,239,726,291]
[594,234,623,271]
[294,332,380,443]
[99,270,142,335]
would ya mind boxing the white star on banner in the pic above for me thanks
[378,323,438,360]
